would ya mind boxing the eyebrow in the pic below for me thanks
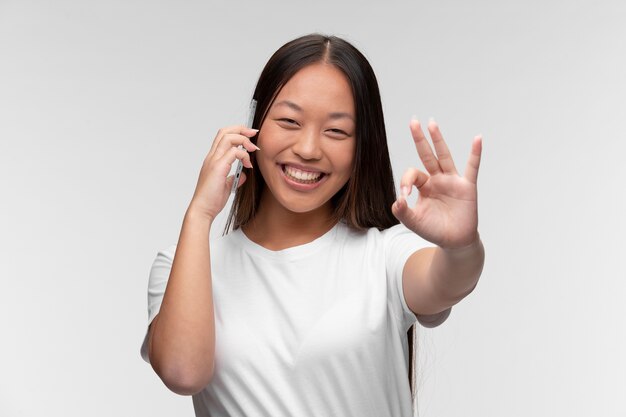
[275,100,355,121]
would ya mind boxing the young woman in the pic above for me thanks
[141,34,484,417]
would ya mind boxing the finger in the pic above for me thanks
[391,193,419,227]
[218,146,253,174]
[410,119,442,175]
[237,171,247,188]
[214,132,260,159]
[208,126,259,159]
[427,119,458,175]
[226,171,247,190]
[399,167,431,198]
[464,134,482,184]
[208,126,239,158]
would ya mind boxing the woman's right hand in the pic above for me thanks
[187,125,260,221]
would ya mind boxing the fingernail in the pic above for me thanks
[401,186,409,197]
[429,116,436,124]
[254,144,261,150]
[411,115,419,121]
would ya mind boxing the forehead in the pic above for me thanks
[273,63,355,114]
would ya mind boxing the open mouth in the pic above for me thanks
[281,164,326,184]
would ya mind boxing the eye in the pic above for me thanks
[327,128,349,137]
[277,118,299,126]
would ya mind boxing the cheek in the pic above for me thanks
[255,129,269,149]
[254,131,281,181]
[255,131,275,162]
[256,125,284,154]
[334,141,356,175]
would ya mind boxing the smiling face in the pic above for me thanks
[255,62,356,216]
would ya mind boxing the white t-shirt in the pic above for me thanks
[141,221,451,417]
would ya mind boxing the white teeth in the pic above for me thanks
[283,165,322,182]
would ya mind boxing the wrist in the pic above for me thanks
[439,230,482,252]
[440,233,483,256]
[185,206,215,227]
[431,233,485,300]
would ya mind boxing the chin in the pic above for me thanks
[276,195,332,214]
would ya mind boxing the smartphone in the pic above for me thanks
[231,99,258,194]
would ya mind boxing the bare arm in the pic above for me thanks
[147,209,216,395]
[391,118,485,323]
[143,125,258,394]
[402,237,485,318]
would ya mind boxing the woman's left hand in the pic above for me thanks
[391,118,483,249]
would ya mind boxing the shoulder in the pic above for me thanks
[152,243,177,265]
[380,222,418,240]
[155,229,240,263]
[340,222,425,248]
[380,223,431,249]
[335,222,428,259]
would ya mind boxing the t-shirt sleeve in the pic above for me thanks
[140,244,177,363]
[382,223,452,333]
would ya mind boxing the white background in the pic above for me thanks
[1,0,625,416]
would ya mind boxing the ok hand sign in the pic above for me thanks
[391,118,483,249]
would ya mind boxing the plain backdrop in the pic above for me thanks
[1,0,625,416]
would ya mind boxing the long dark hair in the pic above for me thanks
[223,33,419,409]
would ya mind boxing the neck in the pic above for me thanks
[241,189,337,251]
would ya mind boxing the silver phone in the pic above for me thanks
[231,99,258,194]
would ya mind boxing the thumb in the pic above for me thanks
[226,172,247,191]
[237,171,247,188]
[392,195,417,226]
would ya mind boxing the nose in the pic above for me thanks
[291,127,323,160]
